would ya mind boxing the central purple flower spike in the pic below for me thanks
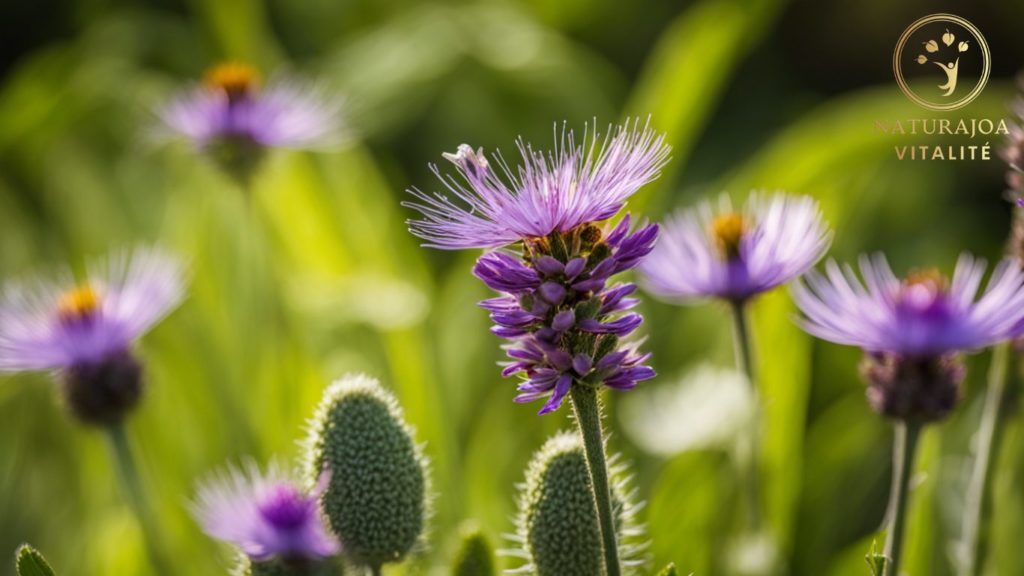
[194,462,340,562]
[405,120,670,414]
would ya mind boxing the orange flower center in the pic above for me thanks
[710,213,746,259]
[204,62,261,100]
[903,268,949,293]
[57,285,100,323]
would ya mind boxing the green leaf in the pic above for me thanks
[15,545,56,576]
[864,541,887,576]
[626,0,784,211]
[657,562,680,576]
[648,450,737,574]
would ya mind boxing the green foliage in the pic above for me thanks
[305,374,428,570]
[514,432,643,576]
[0,0,1021,574]
[864,541,886,576]
[236,555,345,576]
[656,562,679,576]
[15,545,56,576]
[451,524,495,576]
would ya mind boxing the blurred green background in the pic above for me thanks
[2,0,1024,574]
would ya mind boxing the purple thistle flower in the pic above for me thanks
[404,119,670,249]
[792,254,1024,358]
[406,121,668,414]
[0,247,185,425]
[0,247,185,372]
[194,462,340,561]
[640,192,831,303]
[158,63,342,152]
[792,254,1024,422]
[475,215,658,415]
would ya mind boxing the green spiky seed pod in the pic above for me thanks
[513,432,645,576]
[305,374,429,571]
[15,544,56,576]
[656,563,678,576]
[452,523,496,576]
[234,555,346,576]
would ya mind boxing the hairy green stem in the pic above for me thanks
[107,423,172,576]
[570,385,621,576]
[884,421,923,576]
[959,342,1011,576]
[730,300,762,533]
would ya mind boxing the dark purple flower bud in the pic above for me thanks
[538,375,574,415]
[547,350,573,372]
[572,354,593,375]
[579,314,642,336]
[565,257,587,280]
[492,326,529,338]
[552,309,576,332]
[572,278,607,293]
[534,256,565,277]
[539,282,567,305]
[474,252,541,293]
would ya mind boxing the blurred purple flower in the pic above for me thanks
[641,193,831,303]
[404,119,670,249]
[158,63,342,152]
[792,254,1024,357]
[406,120,667,414]
[0,247,185,372]
[194,462,340,562]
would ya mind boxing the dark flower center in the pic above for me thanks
[710,213,746,260]
[258,484,313,531]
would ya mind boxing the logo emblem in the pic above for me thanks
[893,14,990,111]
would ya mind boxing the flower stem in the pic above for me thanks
[570,385,621,576]
[959,342,1011,576]
[730,300,762,533]
[106,423,172,576]
[884,421,923,576]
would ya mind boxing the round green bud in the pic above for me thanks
[452,523,496,576]
[514,432,645,576]
[305,374,429,570]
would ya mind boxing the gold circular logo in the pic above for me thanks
[893,14,990,111]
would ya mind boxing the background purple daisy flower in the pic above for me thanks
[792,253,1024,358]
[194,461,340,562]
[158,63,342,152]
[404,119,670,249]
[0,246,185,372]
[640,193,831,303]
